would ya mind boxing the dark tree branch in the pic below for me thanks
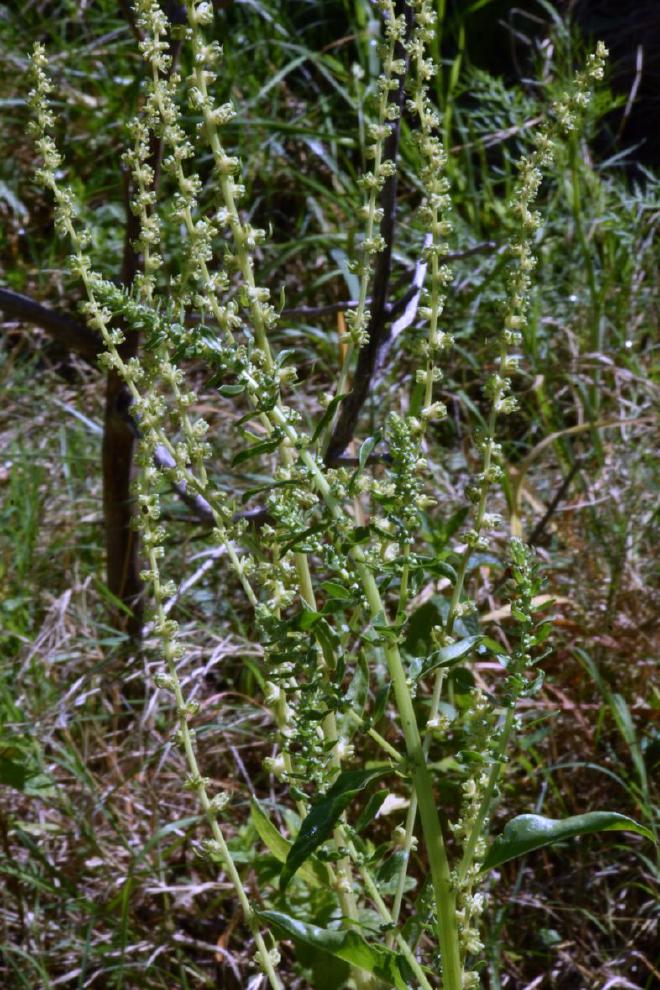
[0,287,102,365]
[528,458,583,547]
[279,242,496,322]
[116,0,143,45]
[102,182,144,638]
[324,241,499,460]
[323,1,412,465]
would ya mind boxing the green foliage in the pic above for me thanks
[257,909,413,989]
[0,0,657,988]
[482,811,654,872]
[281,767,393,892]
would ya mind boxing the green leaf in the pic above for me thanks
[217,382,245,397]
[240,478,302,504]
[358,435,378,471]
[250,801,332,888]
[232,436,281,466]
[315,619,339,667]
[280,522,327,554]
[403,599,443,656]
[415,636,482,680]
[610,693,648,793]
[256,910,410,990]
[404,595,479,644]
[280,767,392,892]
[355,790,389,832]
[311,394,345,443]
[0,756,28,791]
[482,812,654,872]
[427,559,458,582]
[321,580,352,601]
[414,554,458,583]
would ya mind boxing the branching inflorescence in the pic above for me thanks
[28,4,610,987]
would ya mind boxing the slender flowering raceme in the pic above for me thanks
[26,11,621,990]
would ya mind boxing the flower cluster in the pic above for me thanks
[345,0,408,349]
[407,0,454,418]
[28,7,610,987]
[443,41,608,645]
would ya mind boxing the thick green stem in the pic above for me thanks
[358,564,463,990]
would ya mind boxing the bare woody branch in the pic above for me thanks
[0,287,102,364]
[324,0,414,466]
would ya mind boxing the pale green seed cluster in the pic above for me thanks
[28,9,609,988]
[407,0,454,424]
[28,36,289,989]
[447,39,609,638]
[346,0,406,349]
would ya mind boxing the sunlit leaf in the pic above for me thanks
[256,910,410,989]
[280,767,392,891]
[250,800,331,888]
[482,812,654,872]
[414,635,482,680]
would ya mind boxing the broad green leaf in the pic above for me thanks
[280,767,391,892]
[414,554,458,582]
[415,636,482,680]
[256,910,410,990]
[0,756,28,791]
[482,812,654,872]
[427,559,458,582]
[250,800,332,889]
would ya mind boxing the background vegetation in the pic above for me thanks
[0,1,657,988]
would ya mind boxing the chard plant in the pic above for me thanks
[27,2,652,988]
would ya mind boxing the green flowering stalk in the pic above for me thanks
[125,12,433,977]
[428,41,608,975]
[130,3,387,967]
[383,23,608,972]
[28,42,285,990]
[445,41,609,638]
[27,5,615,987]
[337,0,407,384]
[385,0,457,932]
[177,3,465,979]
